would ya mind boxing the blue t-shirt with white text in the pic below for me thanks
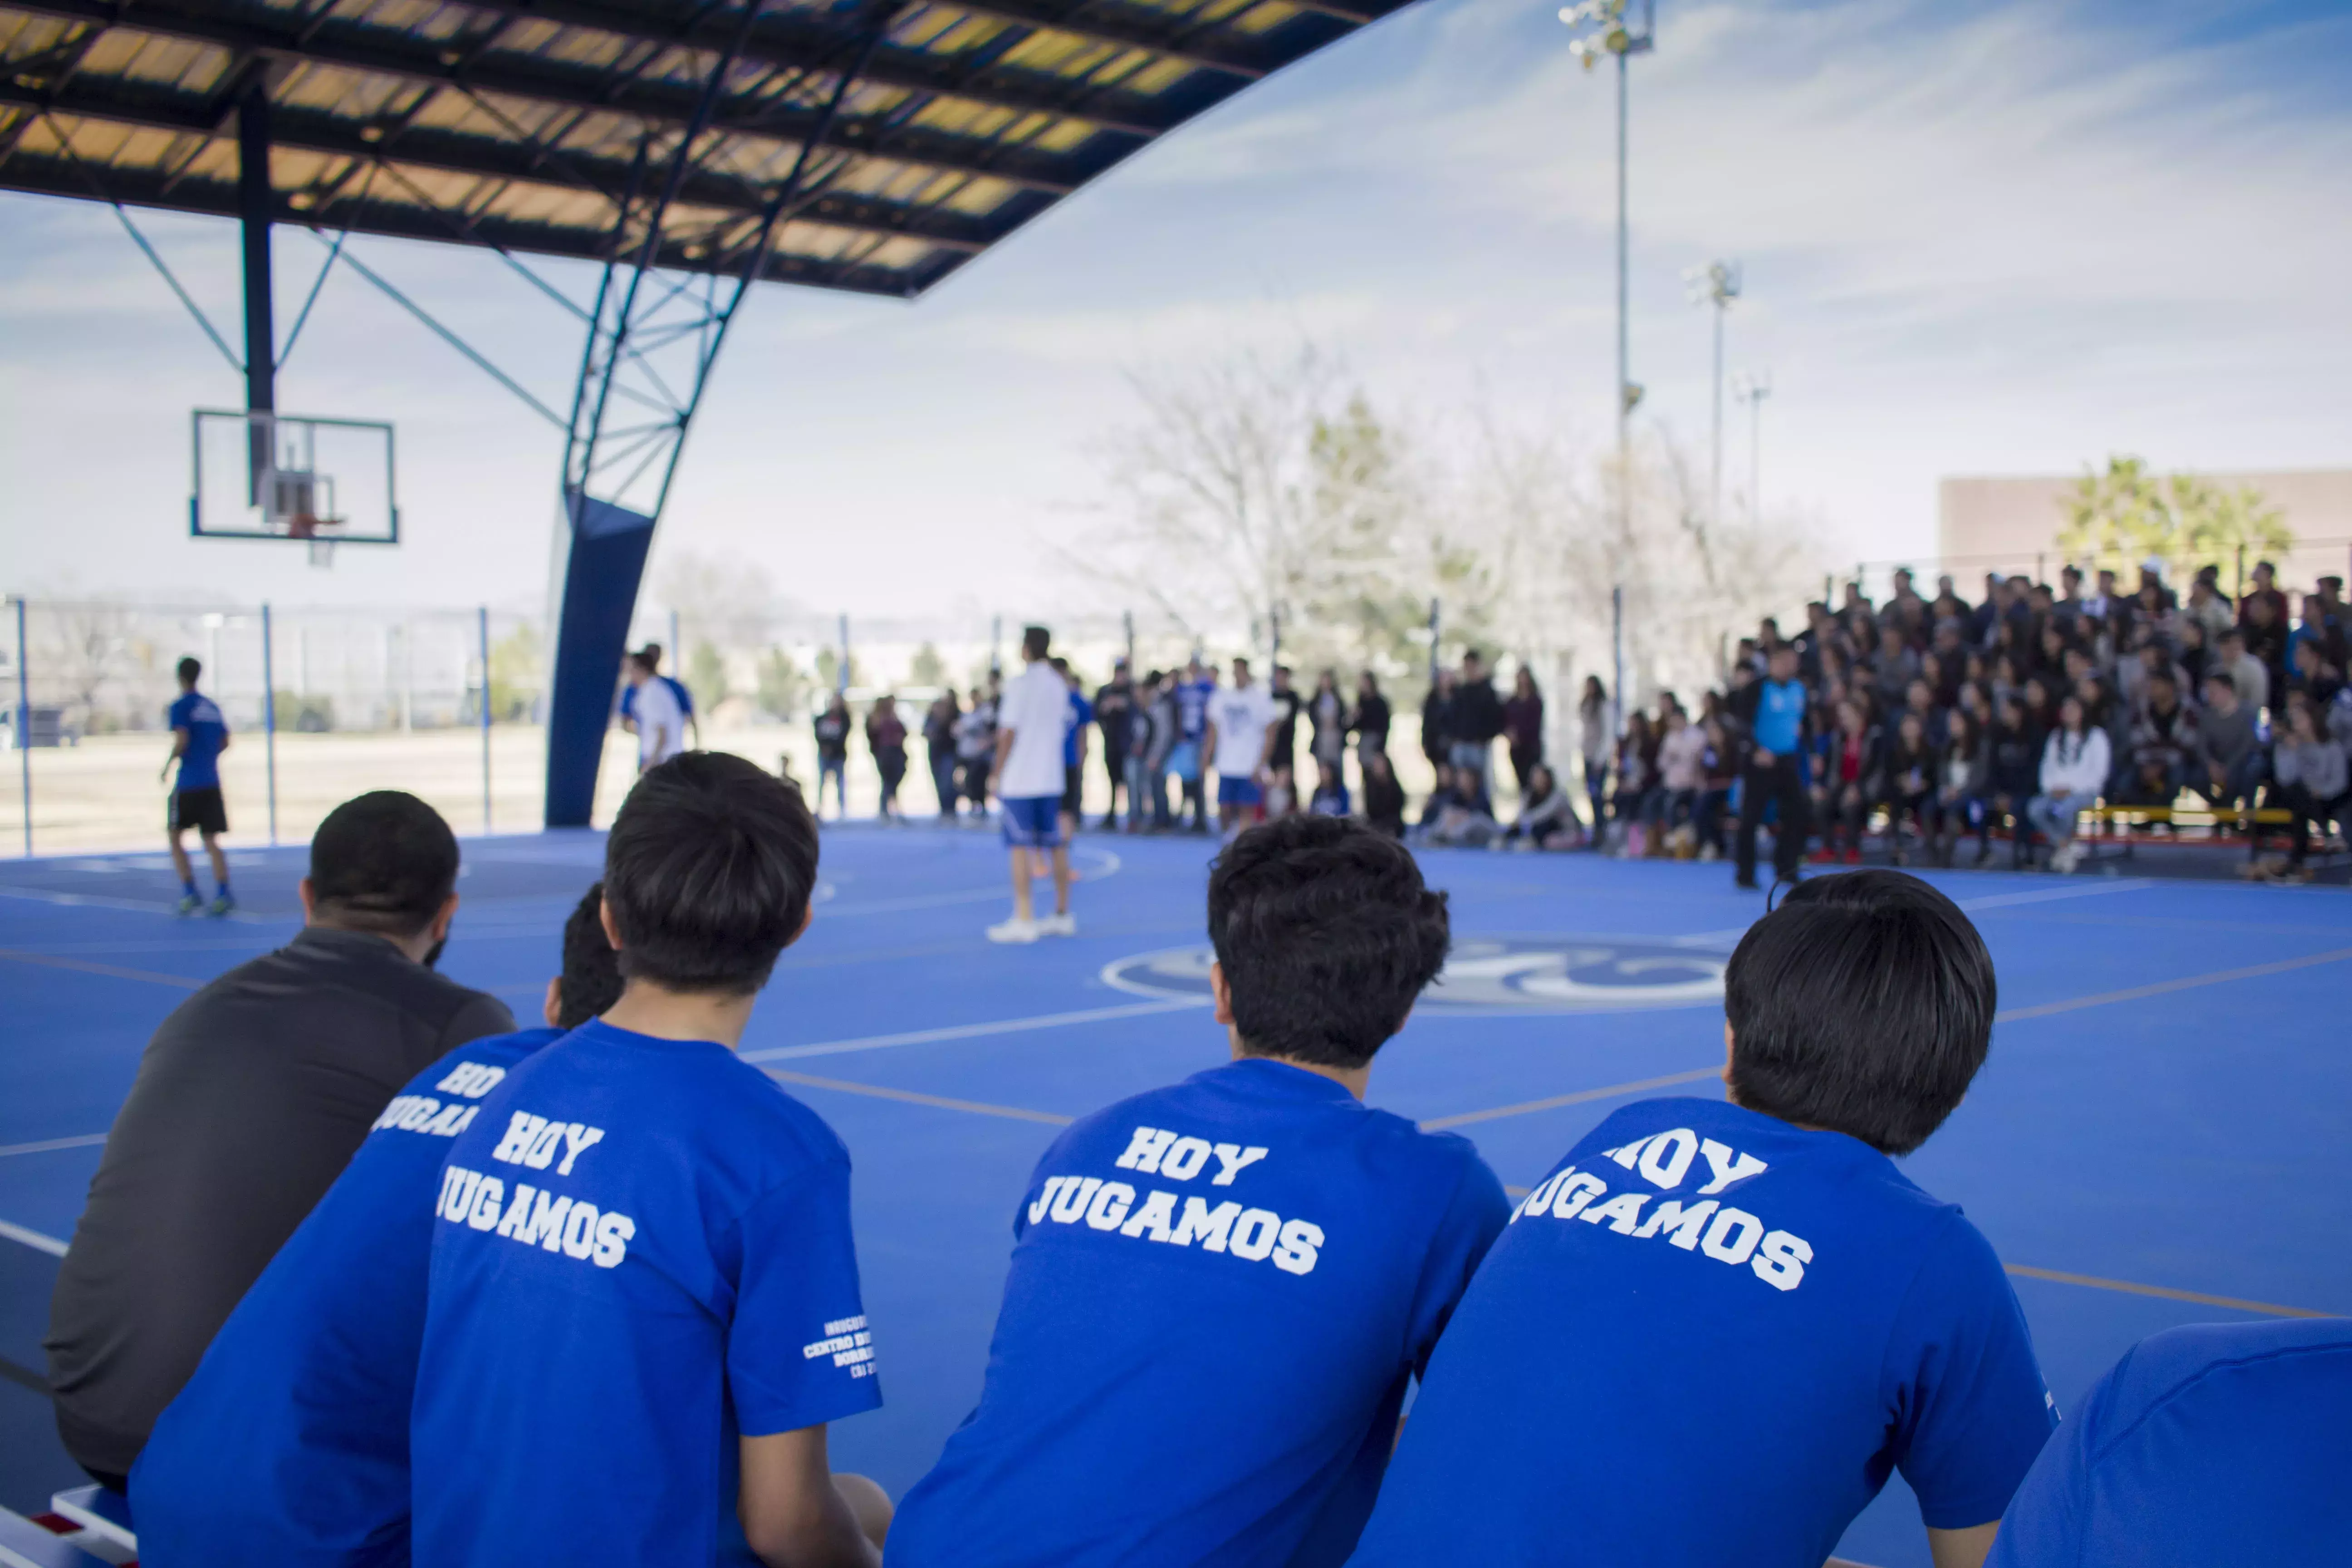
[1176,679,1214,741]
[1064,690,1094,768]
[1986,1318,2352,1568]
[132,1027,559,1568]
[409,1019,881,1568]
[890,1057,1510,1568]
[168,691,228,789]
[1348,1097,2054,1568]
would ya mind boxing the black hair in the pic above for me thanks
[1725,869,1995,1155]
[603,752,818,995]
[176,657,201,684]
[309,791,461,937]
[1206,815,1449,1070]
[640,643,664,670]
[555,882,625,1028]
[1021,625,1050,660]
[2205,670,2236,693]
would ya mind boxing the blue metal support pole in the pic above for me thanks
[14,598,29,858]
[237,85,276,504]
[479,606,493,834]
[261,603,279,845]
[1426,598,1441,686]
[837,613,849,694]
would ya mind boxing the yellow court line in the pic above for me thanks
[2001,1265,2330,1320]
[764,1068,1075,1127]
[0,948,205,989]
[1995,945,2352,1021]
[1416,1069,1725,1132]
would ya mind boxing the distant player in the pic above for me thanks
[988,627,1075,943]
[625,643,701,750]
[1051,656,1092,845]
[1203,656,1279,839]
[623,652,687,773]
[131,883,625,1567]
[162,657,232,916]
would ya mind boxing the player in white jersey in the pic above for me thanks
[624,653,687,773]
[1204,656,1281,840]
[988,626,1078,943]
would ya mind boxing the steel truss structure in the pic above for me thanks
[0,0,1412,820]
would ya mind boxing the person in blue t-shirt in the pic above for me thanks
[132,883,625,1568]
[162,657,233,916]
[411,755,887,1568]
[1730,642,1813,889]
[891,815,1511,1568]
[1987,1318,2352,1568]
[1053,656,1093,842]
[1349,870,2055,1568]
[1176,659,1216,833]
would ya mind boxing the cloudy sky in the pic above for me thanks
[3,0,2347,623]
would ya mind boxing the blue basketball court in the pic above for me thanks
[2,832,2346,1567]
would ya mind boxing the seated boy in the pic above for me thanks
[1987,1318,2352,1567]
[1348,869,2055,1568]
[410,755,887,1568]
[133,882,624,1566]
[889,815,1509,1568]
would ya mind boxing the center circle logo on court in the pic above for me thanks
[1101,937,1727,1014]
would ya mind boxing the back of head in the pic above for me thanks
[555,881,626,1028]
[1207,816,1449,1071]
[176,656,201,686]
[604,753,818,995]
[1022,625,1050,661]
[309,791,461,937]
[1725,869,1995,1155]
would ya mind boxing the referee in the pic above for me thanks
[162,656,232,916]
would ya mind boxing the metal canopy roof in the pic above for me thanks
[0,0,1403,298]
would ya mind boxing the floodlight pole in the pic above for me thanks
[1735,371,1771,522]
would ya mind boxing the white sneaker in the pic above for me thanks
[986,917,1042,944]
[1039,912,1078,937]
[2053,843,2081,874]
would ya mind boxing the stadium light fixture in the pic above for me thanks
[1559,0,1655,706]
[1685,258,1741,532]
[1731,368,1772,524]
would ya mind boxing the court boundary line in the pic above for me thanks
[740,998,1206,1064]
[1997,946,2352,1020]
[0,1219,69,1258]
[2002,1265,2328,1320]
[0,1134,108,1160]
[1417,1069,1725,1130]
[764,1069,1073,1127]
[0,949,206,989]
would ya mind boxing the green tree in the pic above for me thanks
[814,647,862,694]
[755,647,805,719]
[686,642,727,713]
[2057,456,2291,581]
[487,622,541,721]
[909,641,949,689]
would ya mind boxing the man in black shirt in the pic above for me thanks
[45,791,513,1489]
[1267,664,1303,786]
[1093,660,1135,830]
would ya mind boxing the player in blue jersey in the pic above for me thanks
[162,657,233,915]
[1349,870,2054,1568]
[411,754,887,1568]
[891,816,1510,1568]
[1987,1317,2352,1568]
[131,883,625,1567]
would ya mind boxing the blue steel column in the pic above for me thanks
[261,603,279,844]
[14,598,29,857]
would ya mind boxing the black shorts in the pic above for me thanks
[171,786,228,836]
[1062,764,1083,816]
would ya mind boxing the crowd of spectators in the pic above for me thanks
[819,559,2352,883]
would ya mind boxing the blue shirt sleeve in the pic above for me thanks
[1984,1351,2116,1568]
[1403,1142,1513,1376]
[1886,1215,2058,1529]
[724,1159,883,1436]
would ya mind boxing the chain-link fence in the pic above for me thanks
[8,597,1417,855]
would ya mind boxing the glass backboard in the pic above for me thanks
[191,410,398,550]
